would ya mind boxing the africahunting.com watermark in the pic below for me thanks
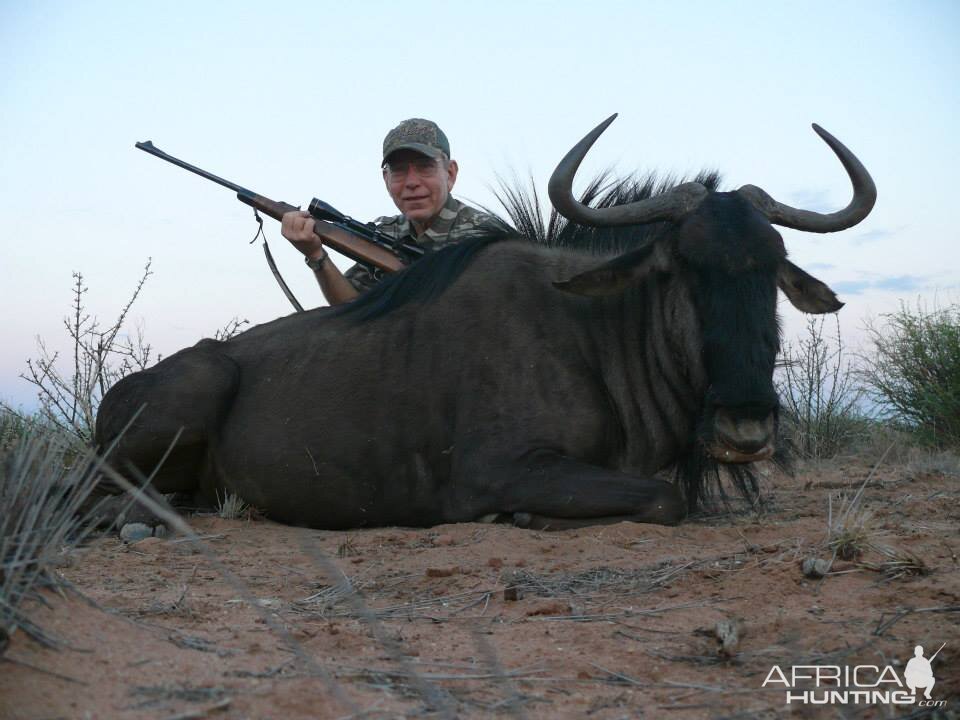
[762,642,947,707]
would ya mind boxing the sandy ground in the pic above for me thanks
[2,458,958,719]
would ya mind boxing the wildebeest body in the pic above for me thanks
[97,117,877,529]
[103,240,699,528]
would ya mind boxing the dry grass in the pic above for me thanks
[862,544,930,581]
[819,442,941,583]
[215,491,249,520]
[826,494,877,561]
[0,430,108,647]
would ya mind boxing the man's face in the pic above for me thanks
[382,149,459,228]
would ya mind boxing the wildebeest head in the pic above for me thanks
[548,114,876,466]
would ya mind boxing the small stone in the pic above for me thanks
[503,570,525,601]
[512,512,532,528]
[801,557,832,578]
[487,557,504,569]
[434,534,455,546]
[120,523,153,542]
[425,566,459,578]
[503,586,524,601]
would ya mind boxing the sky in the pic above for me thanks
[1,0,958,409]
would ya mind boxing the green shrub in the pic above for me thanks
[861,301,960,449]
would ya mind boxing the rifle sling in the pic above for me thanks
[252,209,305,313]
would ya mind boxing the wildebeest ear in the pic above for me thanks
[554,243,668,296]
[778,260,844,313]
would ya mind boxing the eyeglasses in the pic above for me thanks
[384,157,440,183]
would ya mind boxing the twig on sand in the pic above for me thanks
[300,538,457,719]
[335,664,546,682]
[170,534,227,544]
[333,699,385,720]
[161,698,232,720]
[875,605,960,636]
[587,662,647,687]
[0,655,88,684]
[99,464,359,717]
[537,599,723,624]
[470,626,530,720]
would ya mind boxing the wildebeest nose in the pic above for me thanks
[714,410,775,455]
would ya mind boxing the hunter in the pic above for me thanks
[281,118,505,305]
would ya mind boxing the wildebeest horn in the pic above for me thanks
[738,124,877,233]
[548,114,709,227]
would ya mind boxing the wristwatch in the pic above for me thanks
[305,250,328,271]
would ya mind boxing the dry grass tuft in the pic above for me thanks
[337,537,360,558]
[821,444,934,582]
[216,491,249,520]
[0,430,108,647]
[862,544,930,581]
[826,495,878,561]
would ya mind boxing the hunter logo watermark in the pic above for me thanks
[762,642,946,707]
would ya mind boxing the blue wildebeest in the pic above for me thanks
[95,116,875,529]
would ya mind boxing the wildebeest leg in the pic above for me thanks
[467,451,685,526]
[94,342,239,516]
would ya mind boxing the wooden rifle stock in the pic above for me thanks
[235,190,407,273]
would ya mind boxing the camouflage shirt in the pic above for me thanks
[344,195,508,293]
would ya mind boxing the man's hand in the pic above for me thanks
[281,210,325,258]
[281,209,358,304]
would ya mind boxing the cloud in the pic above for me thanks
[874,275,928,292]
[851,227,900,246]
[832,280,873,295]
[832,274,931,296]
[805,262,835,271]
[784,188,834,213]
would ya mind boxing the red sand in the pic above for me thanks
[2,459,958,719]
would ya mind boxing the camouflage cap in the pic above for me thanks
[382,118,450,164]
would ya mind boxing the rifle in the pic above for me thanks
[135,141,424,311]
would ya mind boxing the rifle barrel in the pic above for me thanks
[134,140,413,273]
[135,141,250,195]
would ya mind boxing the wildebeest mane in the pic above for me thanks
[334,171,722,323]
[491,169,722,255]
[330,230,510,323]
